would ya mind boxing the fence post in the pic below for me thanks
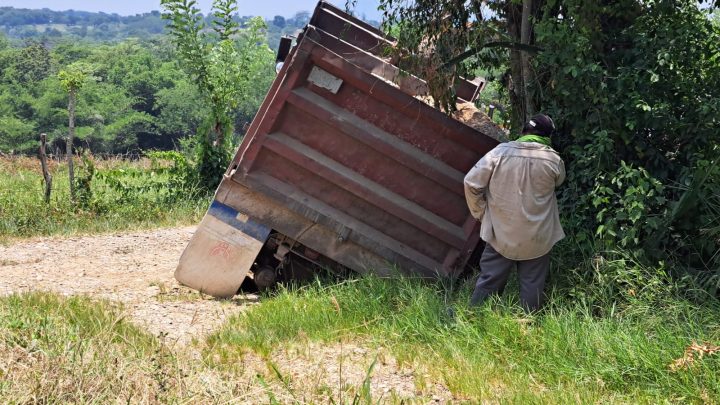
[39,133,53,203]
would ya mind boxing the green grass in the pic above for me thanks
[0,156,207,242]
[0,292,409,403]
[0,292,291,403]
[206,275,720,403]
[0,292,171,402]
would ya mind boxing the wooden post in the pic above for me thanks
[39,133,52,203]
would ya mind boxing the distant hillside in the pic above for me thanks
[0,7,344,49]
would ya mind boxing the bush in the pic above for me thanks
[0,156,206,240]
[536,0,720,291]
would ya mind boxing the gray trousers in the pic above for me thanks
[470,244,550,312]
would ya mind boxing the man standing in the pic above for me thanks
[464,114,565,312]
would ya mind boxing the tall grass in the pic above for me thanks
[0,156,207,242]
[0,292,413,403]
[206,273,720,403]
[0,292,172,402]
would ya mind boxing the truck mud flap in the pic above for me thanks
[175,201,271,298]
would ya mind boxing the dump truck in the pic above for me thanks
[175,1,500,298]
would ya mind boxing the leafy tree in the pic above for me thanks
[1,39,52,85]
[377,0,720,287]
[272,15,286,28]
[58,62,93,202]
[154,78,209,142]
[52,41,93,66]
[0,115,35,153]
[161,0,274,189]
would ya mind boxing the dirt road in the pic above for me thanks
[0,227,250,346]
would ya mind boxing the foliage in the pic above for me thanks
[94,150,203,207]
[535,0,720,284]
[592,162,667,252]
[161,0,275,190]
[0,115,35,153]
[0,38,195,155]
[377,0,502,112]
[377,0,720,292]
[57,61,93,93]
[377,0,540,128]
[0,13,281,158]
[0,157,205,242]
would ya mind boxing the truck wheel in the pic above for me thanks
[254,265,277,290]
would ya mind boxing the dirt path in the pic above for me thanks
[0,227,251,346]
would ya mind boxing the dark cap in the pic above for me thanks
[523,114,556,137]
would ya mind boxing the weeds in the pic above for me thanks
[206,272,720,403]
[0,155,207,242]
[0,292,163,402]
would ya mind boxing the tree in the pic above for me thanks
[155,77,209,141]
[0,116,35,153]
[377,0,720,284]
[161,0,274,189]
[272,15,286,28]
[58,62,92,203]
[3,39,52,85]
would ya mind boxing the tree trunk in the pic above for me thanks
[507,2,526,132]
[520,0,536,118]
[214,120,224,148]
[506,0,539,133]
[39,133,52,203]
[67,88,76,203]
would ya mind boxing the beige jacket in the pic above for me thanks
[464,141,566,260]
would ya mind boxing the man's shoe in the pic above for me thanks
[469,288,488,307]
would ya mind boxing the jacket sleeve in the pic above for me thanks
[464,151,496,221]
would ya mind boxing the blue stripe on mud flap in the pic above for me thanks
[207,200,271,242]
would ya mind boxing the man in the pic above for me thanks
[464,114,565,312]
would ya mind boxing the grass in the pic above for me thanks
[0,156,207,243]
[205,275,720,403]
[0,292,172,402]
[0,292,409,403]
[0,292,291,403]
[4,280,717,403]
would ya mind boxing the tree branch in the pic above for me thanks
[441,41,543,68]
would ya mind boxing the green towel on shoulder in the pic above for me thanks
[516,134,552,147]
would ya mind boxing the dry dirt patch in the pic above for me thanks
[0,226,250,346]
[260,342,454,403]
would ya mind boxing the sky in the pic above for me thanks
[0,0,383,20]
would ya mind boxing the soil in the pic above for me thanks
[0,227,456,402]
[414,97,508,143]
[452,102,509,143]
[0,227,250,346]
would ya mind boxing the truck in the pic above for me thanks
[175,1,500,298]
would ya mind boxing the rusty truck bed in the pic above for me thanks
[176,1,499,297]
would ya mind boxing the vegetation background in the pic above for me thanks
[0,6,325,156]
